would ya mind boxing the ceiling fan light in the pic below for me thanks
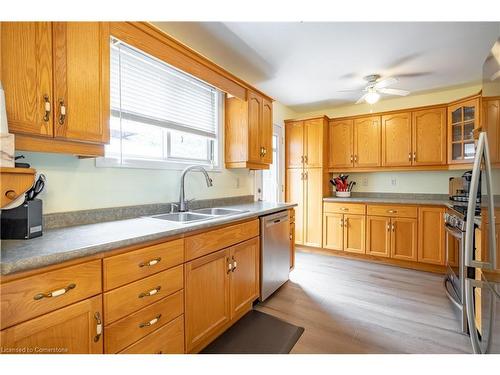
[365,91,380,104]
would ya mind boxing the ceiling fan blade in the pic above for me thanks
[337,89,360,92]
[378,88,410,96]
[355,94,367,104]
[374,77,398,89]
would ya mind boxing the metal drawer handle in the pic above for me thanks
[43,95,51,122]
[227,257,233,274]
[340,207,349,211]
[387,224,391,232]
[139,314,162,328]
[139,257,162,268]
[94,312,102,342]
[58,99,66,125]
[138,286,161,298]
[34,283,76,300]
[231,256,237,272]
[304,155,308,163]
[387,210,398,214]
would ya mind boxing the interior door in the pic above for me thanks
[366,216,391,257]
[329,119,353,168]
[390,217,418,261]
[52,22,109,143]
[286,168,304,245]
[0,295,103,354]
[323,213,344,251]
[304,118,324,168]
[304,168,323,248]
[0,22,53,137]
[381,112,412,166]
[354,116,381,167]
[412,107,447,166]
[261,97,273,165]
[230,237,259,319]
[184,249,231,352]
[343,214,365,254]
[285,121,304,168]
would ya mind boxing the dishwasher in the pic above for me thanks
[260,210,290,301]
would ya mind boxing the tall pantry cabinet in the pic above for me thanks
[285,117,329,248]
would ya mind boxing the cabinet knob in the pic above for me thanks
[94,312,102,342]
[43,95,51,122]
[5,190,17,200]
[58,99,66,125]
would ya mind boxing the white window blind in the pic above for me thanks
[110,39,218,139]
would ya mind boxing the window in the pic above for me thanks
[97,38,222,169]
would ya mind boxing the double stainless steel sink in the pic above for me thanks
[148,207,247,223]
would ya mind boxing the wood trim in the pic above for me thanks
[224,161,270,170]
[109,22,253,101]
[328,165,453,173]
[15,134,104,157]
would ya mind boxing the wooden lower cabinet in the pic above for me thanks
[418,206,446,265]
[286,168,304,245]
[323,213,344,250]
[323,213,365,253]
[184,237,259,353]
[391,218,418,261]
[304,168,324,247]
[1,295,103,354]
[366,216,391,258]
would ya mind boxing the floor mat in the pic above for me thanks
[201,310,304,354]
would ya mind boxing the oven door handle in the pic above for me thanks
[444,224,463,240]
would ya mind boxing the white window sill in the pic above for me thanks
[95,157,223,172]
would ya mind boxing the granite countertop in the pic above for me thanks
[323,193,450,206]
[1,202,296,276]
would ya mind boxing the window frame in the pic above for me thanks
[97,40,224,172]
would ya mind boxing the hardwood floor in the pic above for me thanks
[255,248,472,354]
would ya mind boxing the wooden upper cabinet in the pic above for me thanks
[261,97,273,165]
[0,22,54,137]
[285,121,304,168]
[381,112,412,167]
[448,97,480,164]
[225,90,273,169]
[482,98,500,164]
[185,248,231,353]
[418,206,445,265]
[412,107,447,166]
[230,237,259,319]
[52,22,110,144]
[304,118,325,167]
[329,119,353,168]
[390,217,418,261]
[1,295,103,354]
[354,116,381,167]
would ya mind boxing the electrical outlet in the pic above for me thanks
[362,177,368,186]
[391,177,397,186]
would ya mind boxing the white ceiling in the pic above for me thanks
[154,22,500,112]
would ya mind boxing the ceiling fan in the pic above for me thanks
[340,74,410,104]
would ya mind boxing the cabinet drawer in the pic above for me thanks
[105,290,184,353]
[367,205,417,218]
[324,202,366,215]
[185,219,259,261]
[1,260,102,329]
[103,239,184,290]
[119,314,185,354]
[104,265,183,324]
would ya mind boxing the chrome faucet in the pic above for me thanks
[179,165,213,212]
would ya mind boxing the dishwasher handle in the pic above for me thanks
[263,212,290,227]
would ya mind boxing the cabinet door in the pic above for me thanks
[412,107,447,166]
[448,98,479,164]
[185,249,231,353]
[0,22,53,137]
[286,121,304,168]
[52,22,109,144]
[323,213,344,250]
[286,168,304,245]
[304,168,323,248]
[354,116,381,167]
[0,295,103,354]
[418,207,445,265]
[366,216,391,258]
[261,97,273,165]
[482,99,499,164]
[304,118,324,168]
[381,112,412,166]
[230,237,259,319]
[329,119,353,168]
[390,218,417,261]
[247,91,263,164]
[290,222,296,270]
[343,214,365,254]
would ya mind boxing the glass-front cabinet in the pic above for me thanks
[448,97,480,164]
